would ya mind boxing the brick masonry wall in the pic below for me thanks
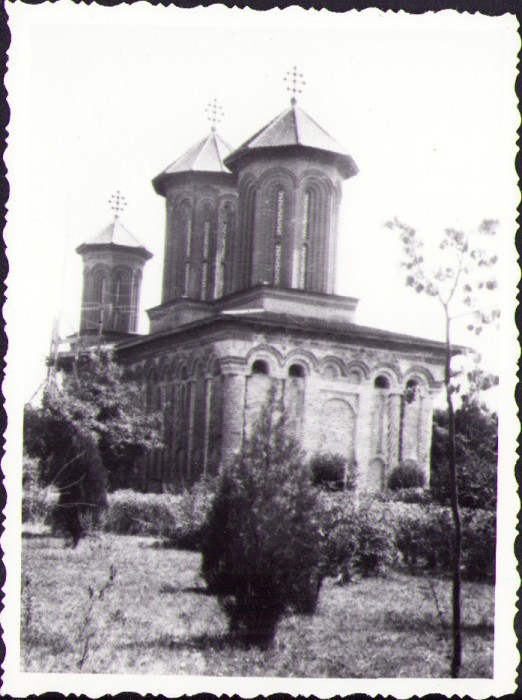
[125,325,444,492]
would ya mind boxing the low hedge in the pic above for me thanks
[102,480,216,549]
[100,484,495,582]
[317,493,398,581]
[318,493,495,583]
[102,490,181,537]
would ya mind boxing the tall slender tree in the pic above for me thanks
[386,218,499,678]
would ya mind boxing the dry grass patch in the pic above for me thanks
[22,531,494,677]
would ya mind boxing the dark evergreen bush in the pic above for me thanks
[387,460,426,491]
[49,429,108,546]
[201,396,322,646]
[310,452,357,491]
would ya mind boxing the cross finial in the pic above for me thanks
[205,98,224,132]
[108,190,127,219]
[284,66,306,105]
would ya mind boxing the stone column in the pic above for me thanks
[220,372,247,466]
[202,376,212,475]
[186,380,196,481]
[387,393,402,472]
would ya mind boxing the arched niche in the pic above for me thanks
[251,359,269,376]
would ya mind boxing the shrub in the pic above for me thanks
[393,503,453,571]
[201,397,322,646]
[380,487,433,505]
[431,399,497,510]
[461,508,496,582]
[318,493,398,582]
[388,460,426,491]
[393,502,495,581]
[103,490,182,536]
[22,455,58,526]
[430,456,497,510]
[49,429,108,546]
[310,453,357,491]
[163,478,217,549]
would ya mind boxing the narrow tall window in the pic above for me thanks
[184,216,192,257]
[184,262,190,296]
[299,245,308,288]
[201,219,210,299]
[275,189,285,237]
[274,242,282,285]
[202,221,210,259]
[215,218,227,298]
[302,192,310,241]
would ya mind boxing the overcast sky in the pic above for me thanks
[6,4,519,404]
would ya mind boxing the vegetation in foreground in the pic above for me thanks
[21,532,494,677]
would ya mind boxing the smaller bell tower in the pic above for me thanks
[76,191,152,338]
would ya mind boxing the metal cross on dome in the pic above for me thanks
[206,99,224,131]
[284,66,306,104]
[108,190,127,219]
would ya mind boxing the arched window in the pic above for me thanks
[299,189,316,288]
[252,359,269,376]
[273,188,285,285]
[180,201,192,296]
[405,379,418,404]
[216,202,235,298]
[236,182,256,290]
[374,375,390,389]
[275,189,285,238]
[200,203,212,300]
[93,271,107,306]
[289,363,305,378]
[92,270,108,329]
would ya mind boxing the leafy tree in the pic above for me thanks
[431,383,497,510]
[201,392,323,647]
[387,217,498,678]
[25,351,162,490]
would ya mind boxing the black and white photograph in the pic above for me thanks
[2,3,519,696]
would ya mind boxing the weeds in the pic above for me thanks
[77,564,117,670]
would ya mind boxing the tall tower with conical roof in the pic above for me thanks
[223,72,357,295]
[76,191,152,337]
[153,100,238,304]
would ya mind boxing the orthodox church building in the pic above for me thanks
[72,87,451,493]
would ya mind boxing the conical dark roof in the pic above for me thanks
[76,220,152,259]
[153,131,234,195]
[225,102,358,179]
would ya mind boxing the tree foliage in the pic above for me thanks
[24,351,162,490]
[387,217,498,679]
[201,392,323,646]
[431,394,497,510]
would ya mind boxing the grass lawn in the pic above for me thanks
[21,531,494,677]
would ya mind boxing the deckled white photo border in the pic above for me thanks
[2,3,519,696]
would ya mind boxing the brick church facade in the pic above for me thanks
[73,96,449,493]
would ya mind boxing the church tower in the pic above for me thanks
[76,192,152,337]
[153,100,238,303]
[224,70,357,295]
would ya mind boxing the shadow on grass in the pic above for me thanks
[22,531,56,540]
[159,584,213,596]
[383,610,494,637]
[119,631,237,653]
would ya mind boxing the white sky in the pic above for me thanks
[5,4,519,404]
